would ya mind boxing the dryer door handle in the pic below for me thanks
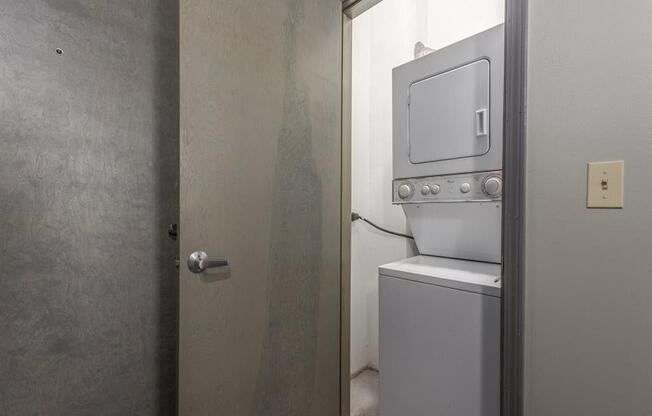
[475,108,488,137]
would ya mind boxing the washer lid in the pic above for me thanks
[379,255,501,297]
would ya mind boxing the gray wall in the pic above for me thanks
[525,0,652,414]
[0,1,178,415]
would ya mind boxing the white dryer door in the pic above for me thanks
[408,59,490,164]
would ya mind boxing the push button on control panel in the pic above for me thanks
[430,184,440,195]
[460,183,471,193]
[421,185,431,196]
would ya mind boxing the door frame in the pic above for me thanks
[339,0,528,415]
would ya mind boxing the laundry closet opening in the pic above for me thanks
[345,1,506,415]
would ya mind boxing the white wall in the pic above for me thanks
[350,0,504,375]
[351,0,424,375]
[525,0,652,414]
[426,0,505,50]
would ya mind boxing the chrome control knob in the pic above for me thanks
[397,183,414,200]
[460,182,471,193]
[421,185,431,196]
[430,184,441,195]
[482,176,503,197]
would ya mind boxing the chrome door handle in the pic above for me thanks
[187,251,228,273]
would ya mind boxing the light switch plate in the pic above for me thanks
[587,160,624,208]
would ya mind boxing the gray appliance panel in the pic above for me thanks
[409,59,490,164]
[393,171,502,203]
[403,202,502,262]
[394,24,504,179]
[378,255,501,297]
[379,274,500,416]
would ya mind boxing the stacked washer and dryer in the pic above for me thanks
[379,24,504,416]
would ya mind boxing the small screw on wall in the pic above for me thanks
[55,48,64,55]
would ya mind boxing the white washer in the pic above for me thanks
[379,256,501,416]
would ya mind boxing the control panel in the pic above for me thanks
[393,171,503,204]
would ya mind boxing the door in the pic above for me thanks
[179,1,342,415]
[408,60,491,164]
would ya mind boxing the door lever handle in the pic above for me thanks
[187,251,228,273]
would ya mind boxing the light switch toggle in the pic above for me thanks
[601,179,608,190]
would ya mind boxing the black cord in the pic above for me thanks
[351,212,414,240]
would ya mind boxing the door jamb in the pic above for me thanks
[340,10,353,416]
[500,0,527,414]
[340,1,527,415]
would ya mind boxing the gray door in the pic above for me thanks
[408,59,490,164]
[179,1,342,415]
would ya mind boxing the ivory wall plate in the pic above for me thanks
[587,160,624,208]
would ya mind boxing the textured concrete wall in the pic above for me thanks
[0,1,179,415]
[525,0,652,414]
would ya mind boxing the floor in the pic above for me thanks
[350,369,380,416]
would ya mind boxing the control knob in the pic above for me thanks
[397,183,414,200]
[482,176,503,197]
[421,185,431,196]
